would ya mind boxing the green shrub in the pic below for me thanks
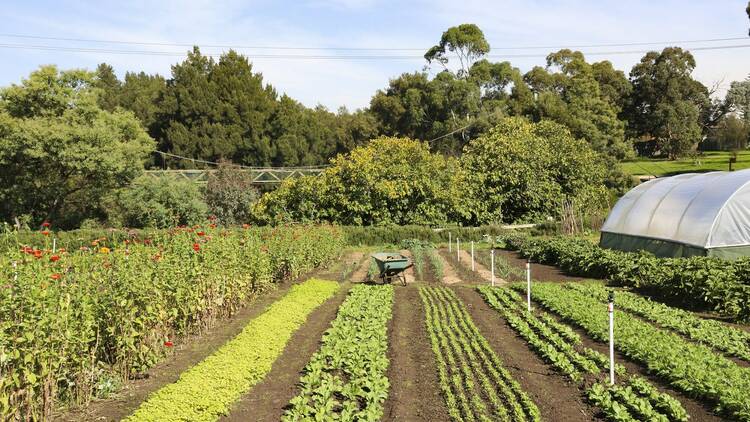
[104,175,208,228]
[205,161,258,225]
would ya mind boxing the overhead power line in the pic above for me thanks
[154,150,328,169]
[0,32,747,52]
[1,42,749,60]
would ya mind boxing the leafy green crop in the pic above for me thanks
[521,283,750,421]
[478,286,687,422]
[284,284,393,421]
[420,286,540,421]
[503,235,750,321]
[125,279,339,422]
[567,283,750,362]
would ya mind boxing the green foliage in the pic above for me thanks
[419,286,541,421]
[568,283,750,362]
[104,174,208,228]
[525,282,750,421]
[342,225,512,246]
[704,114,749,151]
[284,284,393,421]
[625,47,710,159]
[462,117,608,224]
[253,136,469,225]
[504,235,750,320]
[525,50,630,159]
[0,225,343,420]
[0,65,154,228]
[204,161,258,225]
[424,24,490,77]
[127,278,339,422]
[478,286,687,422]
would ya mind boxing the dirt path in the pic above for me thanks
[498,249,588,282]
[459,249,496,282]
[221,284,352,421]
[383,286,450,422]
[350,251,372,283]
[54,254,354,422]
[434,249,461,284]
[453,286,597,421]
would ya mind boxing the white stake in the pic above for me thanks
[12,261,17,282]
[526,261,531,312]
[471,241,475,271]
[457,238,460,261]
[608,291,615,385]
[490,249,495,287]
[449,232,452,253]
[52,238,56,253]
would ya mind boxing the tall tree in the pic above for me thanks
[424,24,490,77]
[158,48,276,166]
[93,63,121,111]
[119,71,166,140]
[625,47,710,158]
[0,65,153,227]
[727,77,750,125]
[524,50,630,158]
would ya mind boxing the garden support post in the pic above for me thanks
[449,232,452,253]
[609,291,615,385]
[457,238,460,261]
[526,261,531,312]
[491,249,495,287]
[471,241,475,271]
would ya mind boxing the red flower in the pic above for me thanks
[164,341,174,347]
[33,250,43,259]
[196,231,205,237]
[242,224,250,229]
[209,223,216,229]
[21,246,33,254]
[192,243,201,252]
[41,221,51,228]
[41,230,50,236]
[144,239,152,245]
[50,255,60,262]
[208,215,217,221]
[50,273,61,280]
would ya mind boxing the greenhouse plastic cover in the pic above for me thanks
[601,169,750,249]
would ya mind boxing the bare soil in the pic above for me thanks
[434,249,461,284]
[453,286,598,421]
[53,254,354,422]
[498,249,589,282]
[382,286,451,422]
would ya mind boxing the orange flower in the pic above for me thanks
[50,255,60,262]
[196,231,205,237]
[41,230,50,236]
[41,221,51,228]
[242,224,250,229]
[50,273,61,280]
[192,243,201,252]
[33,250,43,259]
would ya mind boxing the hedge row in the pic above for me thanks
[503,235,750,321]
[0,225,344,421]
[342,225,514,246]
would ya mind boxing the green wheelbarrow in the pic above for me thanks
[370,252,412,286]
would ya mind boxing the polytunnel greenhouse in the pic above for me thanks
[600,169,750,259]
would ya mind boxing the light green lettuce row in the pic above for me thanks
[125,279,339,422]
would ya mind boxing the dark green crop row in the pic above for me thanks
[478,286,687,422]
[567,283,750,362]
[503,235,750,321]
[420,286,540,422]
[284,284,394,421]
[522,283,750,421]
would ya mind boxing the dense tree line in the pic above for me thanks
[87,22,749,168]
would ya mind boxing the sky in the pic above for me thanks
[1,0,749,110]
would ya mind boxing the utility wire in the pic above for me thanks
[2,42,748,59]
[0,32,746,51]
[428,124,473,143]
[154,150,328,170]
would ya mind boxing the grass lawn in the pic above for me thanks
[620,150,750,176]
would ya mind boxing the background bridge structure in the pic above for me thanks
[144,167,326,185]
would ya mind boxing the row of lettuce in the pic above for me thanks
[516,282,750,421]
[478,286,688,422]
[0,225,344,421]
[503,235,750,321]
